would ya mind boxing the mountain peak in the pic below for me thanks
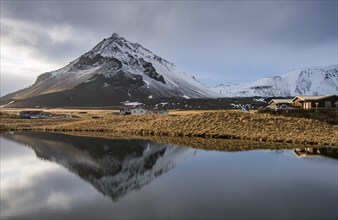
[111,32,120,38]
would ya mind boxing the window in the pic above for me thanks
[325,101,331,108]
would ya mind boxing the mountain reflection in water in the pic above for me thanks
[1,132,337,220]
[2,132,195,201]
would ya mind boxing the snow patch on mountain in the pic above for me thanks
[211,65,338,97]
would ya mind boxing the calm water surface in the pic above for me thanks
[1,132,337,219]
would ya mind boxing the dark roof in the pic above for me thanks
[20,111,43,115]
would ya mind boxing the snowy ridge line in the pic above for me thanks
[211,65,338,97]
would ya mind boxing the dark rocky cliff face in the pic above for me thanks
[139,58,165,83]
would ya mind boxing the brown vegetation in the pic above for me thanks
[258,108,338,124]
[62,131,320,152]
[1,109,337,146]
[0,124,10,132]
[6,111,337,145]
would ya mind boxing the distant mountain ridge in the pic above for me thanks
[1,33,216,107]
[211,65,338,97]
[1,33,336,107]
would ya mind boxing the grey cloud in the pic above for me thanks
[0,0,337,95]
[1,1,181,64]
[3,1,336,47]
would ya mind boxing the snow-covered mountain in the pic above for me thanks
[212,65,338,97]
[2,33,216,107]
[2,33,336,106]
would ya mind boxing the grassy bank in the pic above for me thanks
[2,110,336,146]
[60,131,328,152]
[258,108,338,125]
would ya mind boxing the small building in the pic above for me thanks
[19,111,53,119]
[268,99,293,109]
[292,95,338,109]
[19,111,41,118]
[120,102,147,115]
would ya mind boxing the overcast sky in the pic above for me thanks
[1,0,337,96]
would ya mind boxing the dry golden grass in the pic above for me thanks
[61,131,319,152]
[1,108,119,119]
[1,109,337,146]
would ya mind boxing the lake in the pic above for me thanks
[1,132,337,219]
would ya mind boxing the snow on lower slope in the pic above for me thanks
[212,65,338,97]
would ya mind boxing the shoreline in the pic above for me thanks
[1,110,337,147]
[3,130,336,153]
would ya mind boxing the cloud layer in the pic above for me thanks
[1,1,337,95]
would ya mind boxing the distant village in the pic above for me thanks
[18,94,337,118]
